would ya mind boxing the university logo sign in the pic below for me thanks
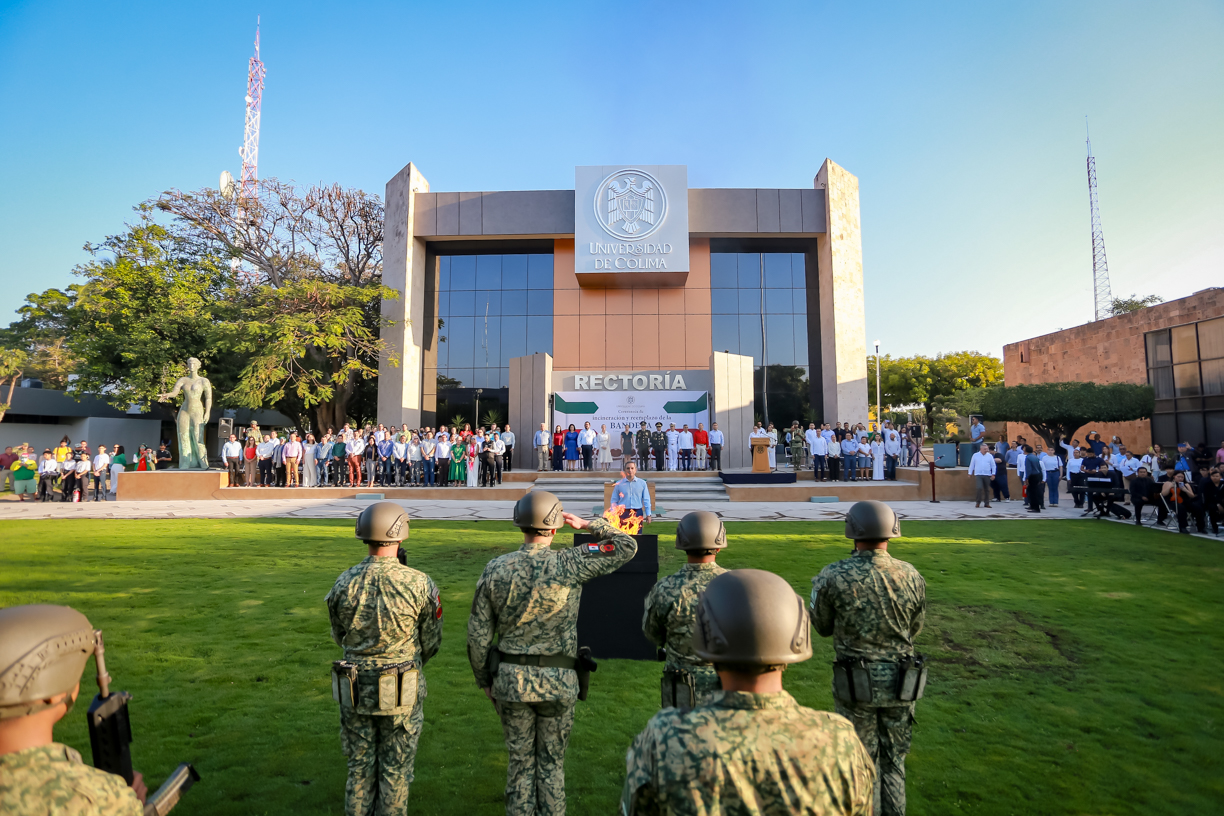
[596,169,666,239]
[574,165,689,286]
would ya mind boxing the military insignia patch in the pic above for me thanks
[586,544,601,553]
[599,543,616,553]
[430,585,443,619]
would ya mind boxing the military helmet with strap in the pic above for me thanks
[692,570,812,666]
[0,605,97,719]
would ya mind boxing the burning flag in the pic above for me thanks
[603,505,643,535]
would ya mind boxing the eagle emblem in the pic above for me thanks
[594,168,667,239]
[606,176,656,235]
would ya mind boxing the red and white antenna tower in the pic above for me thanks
[1086,119,1113,321]
[238,18,265,201]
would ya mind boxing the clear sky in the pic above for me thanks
[1,1,1220,358]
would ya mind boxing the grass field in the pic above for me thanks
[2,518,1221,815]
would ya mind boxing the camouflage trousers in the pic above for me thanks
[496,699,575,816]
[834,700,914,816]
[339,703,424,816]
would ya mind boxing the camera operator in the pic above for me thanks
[1160,471,1204,534]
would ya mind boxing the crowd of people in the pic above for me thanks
[0,437,171,502]
[221,421,517,489]
[528,417,926,477]
[966,429,1224,535]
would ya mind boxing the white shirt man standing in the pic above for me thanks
[222,434,243,487]
[883,423,902,481]
[968,443,997,508]
[533,423,550,472]
[707,423,725,471]
[678,425,695,471]
[578,422,597,471]
[806,423,828,481]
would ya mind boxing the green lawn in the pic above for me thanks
[1,518,1221,815]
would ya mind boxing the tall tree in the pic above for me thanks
[1108,294,1163,316]
[980,382,1155,449]
[0,348,27,423]
[156,180,394,430]
[0,287,81,389]
[868,351,1003,417]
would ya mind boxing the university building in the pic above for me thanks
[377,162,868,469]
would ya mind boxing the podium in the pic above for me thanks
[751,437,772,473]
[574,534,659,660]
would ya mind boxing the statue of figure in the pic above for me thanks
[157,357,213,470]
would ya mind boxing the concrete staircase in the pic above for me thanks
[530,472,731,510]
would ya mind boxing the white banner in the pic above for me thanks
[553,391,709,445]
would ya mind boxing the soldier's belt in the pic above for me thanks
[832,656,927,704]
[497,651,577,670]
[331,659,420,714]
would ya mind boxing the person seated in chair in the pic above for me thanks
[1129,466,1156,526]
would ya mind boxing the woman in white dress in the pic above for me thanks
[302,433,319,487]
[465,439,479,487]
[871,438,885,480]
[766,423,779,470]
[597,424,613,471]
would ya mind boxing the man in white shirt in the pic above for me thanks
[578,422,597,471]
[883,422,902,481]
[435,436,452,487]
[677,425,694,471]
[856,437,871,480]
[664,423,680,471]
[91,446,111,501]
[37,450,60,502]
[839,435,859,481]
[707,423,725,471]
[489,433,507,484]
[805,423,827,481]
[344,435,365,487]
[749,424,769,471]
[1038,446,1062,506]
[1059,439,1085,508]
[222,433,243,486]
[968,443,997,508]
[533,423,550,472]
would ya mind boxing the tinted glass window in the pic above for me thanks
[764,253,791,288]
[1145,330,1171,366]
[527,254,553,289]
[737,254,761,288]
[450,256,476,289]
[1197,318,1224,360]
[1172,325,1198,364]
[475,255,501,289]
[502,255,529,290]
[710,253,738,288]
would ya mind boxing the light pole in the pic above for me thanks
[874,340,882,429]
[475,388,483,427]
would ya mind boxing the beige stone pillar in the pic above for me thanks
[815,160,868,423]
[710,351,755,470]
[378,163,430,426]
[508,353,554,470]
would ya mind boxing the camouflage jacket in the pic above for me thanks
[810,549,926,662]
[621,691,875,815]
[636,429,652,450]
[326,556,444,671]
[642,562,728,687]
[650,432,668,454]
[467,518,637,702]
[0,743,143,815]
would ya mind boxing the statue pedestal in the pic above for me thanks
[116,470,227,501]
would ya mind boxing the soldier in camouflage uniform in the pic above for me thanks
[635,421,652,470]
[468,490,636,816]
[649,423,667,472]
[326,501,443,816]
[622,569,875,815]
[642,510,728,710]
[811,500,927,816]
[0,604,146,815]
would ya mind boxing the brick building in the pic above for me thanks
[1002,288,1224,452]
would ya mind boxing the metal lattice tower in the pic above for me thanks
[239,20,265,201]
[1086,121,1112,321]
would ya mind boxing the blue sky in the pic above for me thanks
[1,0,1220,358]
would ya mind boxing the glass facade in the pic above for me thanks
[434,253,554,389]
[429,252,553,427]
[710,252,812,425]
[1146,316,1224,449]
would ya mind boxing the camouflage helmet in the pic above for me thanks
[844,500,901,541]
[513,490,564,531]
[0,605,96,719]
[675,510,727,552]
[692,570,812,666]
[355,501,410,544]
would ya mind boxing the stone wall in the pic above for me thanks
[1002,288,1224,450]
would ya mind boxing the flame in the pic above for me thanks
[604,504,643,535]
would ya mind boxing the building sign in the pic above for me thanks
[553,390,709,437]
[574,165,689,287]
[554,369,712,394]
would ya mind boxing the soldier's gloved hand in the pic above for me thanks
[130,771,148,803]
[562,512,590,530]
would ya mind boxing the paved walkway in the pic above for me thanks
[4,496,1220,540]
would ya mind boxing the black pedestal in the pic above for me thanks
[574,533,659,660]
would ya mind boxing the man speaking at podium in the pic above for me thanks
[610,461,652,525]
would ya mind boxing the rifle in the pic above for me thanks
[87,630,200,815]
